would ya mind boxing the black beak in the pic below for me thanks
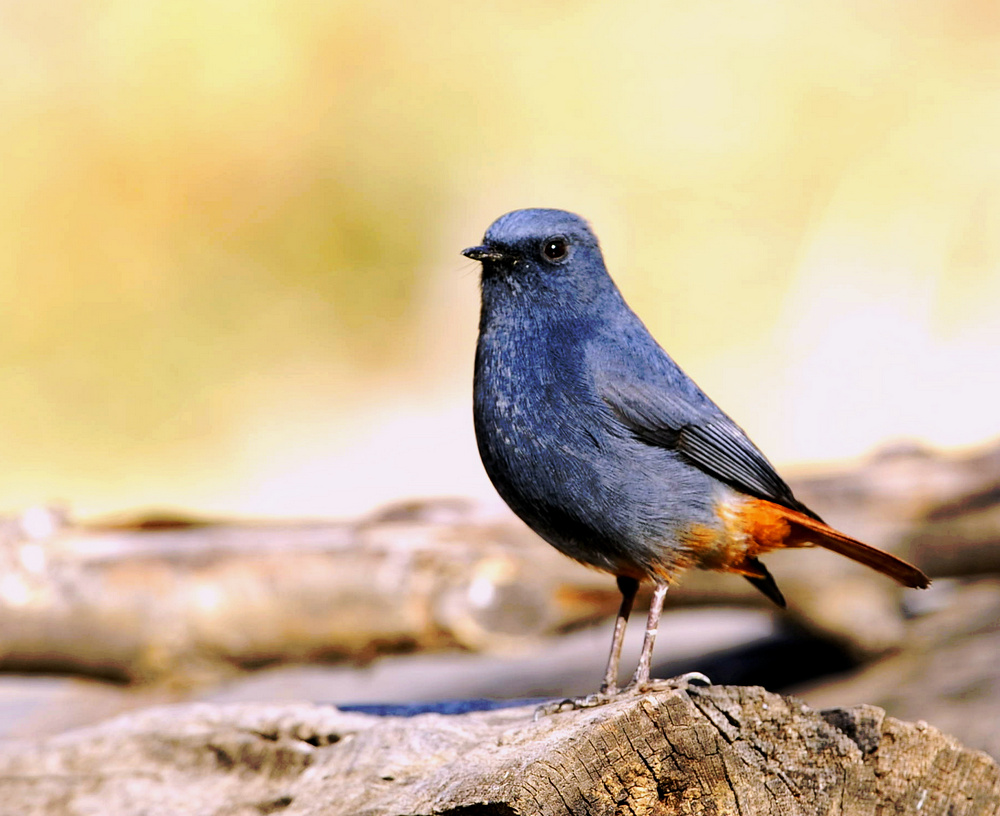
[462,245,509,263]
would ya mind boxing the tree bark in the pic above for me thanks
[0,684,996,815]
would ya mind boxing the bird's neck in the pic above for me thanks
[478,274,628,336]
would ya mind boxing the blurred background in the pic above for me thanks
[0,0,998,759]
[2,0,999,518]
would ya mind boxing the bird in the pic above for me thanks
[463,208,929,704]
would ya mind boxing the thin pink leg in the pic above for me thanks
[627,581,669,688]
[600,576,639,694]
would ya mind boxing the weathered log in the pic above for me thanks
[0,500,622,683]
[0,501,926,685]
[0,500,791,685]
[0,439,997,684]
[0,685,996,815]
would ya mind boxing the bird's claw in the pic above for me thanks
[670,671,712,687]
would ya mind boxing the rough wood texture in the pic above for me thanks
[0,685,996,815]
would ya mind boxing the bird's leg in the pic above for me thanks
[535,577,709,717]
[626,581,669,689]
[533,575,640,717]
[600,575,639,694]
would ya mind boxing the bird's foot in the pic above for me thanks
[633,671,712,693]
[534,673,712,719]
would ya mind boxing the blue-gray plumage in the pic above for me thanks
[464,208,928,700]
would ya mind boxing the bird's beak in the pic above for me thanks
[462,245,509,263]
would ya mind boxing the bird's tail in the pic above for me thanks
[769,503,930,589]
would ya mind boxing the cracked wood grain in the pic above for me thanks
[0,685,996,815]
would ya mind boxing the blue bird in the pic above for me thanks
[464,208,928,703]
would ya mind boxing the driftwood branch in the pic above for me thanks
[0,500,623,683]
[0,684,996,815]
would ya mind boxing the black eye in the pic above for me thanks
[541,236,569,262]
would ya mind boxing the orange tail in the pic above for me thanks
[748,500,930,589]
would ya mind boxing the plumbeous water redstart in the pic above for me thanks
[464,208,929,701]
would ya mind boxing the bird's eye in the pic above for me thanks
[541,236,569,262]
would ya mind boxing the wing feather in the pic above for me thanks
[599,374,819,520]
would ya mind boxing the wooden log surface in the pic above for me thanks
[0,684,996,816]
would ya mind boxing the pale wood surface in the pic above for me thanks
[0,684,996,815]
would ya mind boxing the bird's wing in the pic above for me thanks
[598,374,816,518]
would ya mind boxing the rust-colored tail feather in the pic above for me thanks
[779,506,930,589]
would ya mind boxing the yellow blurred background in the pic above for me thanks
[2,0,998,518]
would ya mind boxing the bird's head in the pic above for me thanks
[463,209,615,305]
